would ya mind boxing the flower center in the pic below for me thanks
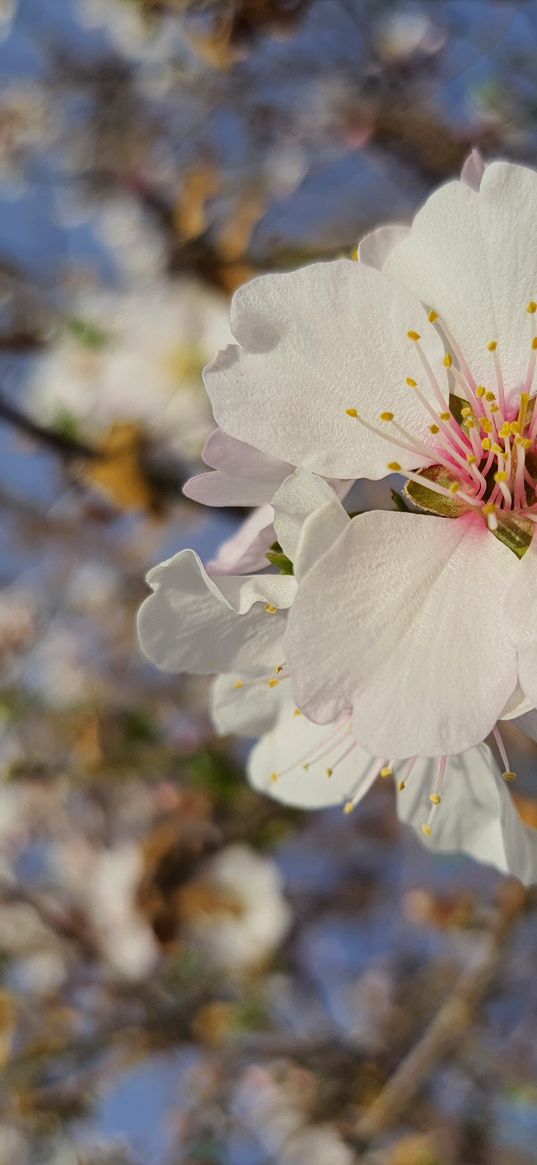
[346,301,537,556]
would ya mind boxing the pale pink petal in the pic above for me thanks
[184,429,293,507]
[286,511,519,757]
[460,148,486,191]
[202,428,294,480]
[183,471,278,507]
[204,260,448,480]
[208,505,275,575]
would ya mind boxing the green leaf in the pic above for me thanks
[52,408,82,442]
[67,317,110,349]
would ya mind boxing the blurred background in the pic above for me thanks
[2,1,537,1162]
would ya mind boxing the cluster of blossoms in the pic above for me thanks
[29,279,231,466]
[139,156,537,883]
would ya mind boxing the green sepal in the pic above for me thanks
[266,548,294,575]
[493,513,534,559]
[404,465,467,518]
[390,489,411,512]
[448,393,470,426]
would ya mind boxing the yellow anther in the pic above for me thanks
[464,419,476,429]
[326,767,333,777]
[380,411,394,422]
[406,377,417,387]
[421,823,432,837]
[276,664,284,674]
[482,437,491,451]
[271,772,279,783]
[234,680,244,689]
[518,437,532,450]
[293,708,302,716]
[487,340,498,352]
[443,354,453,367]
[387,461,402,472]
[343,801,356,814]
[466,454,477,464]
[346,407,359,418]
[502,771,517,782]
[264,604,278,615]
[268,678,280,688]
[481,418,493,433]
[407,330,421,341]
[491,443,503,455]
[380,766,393,778]
[429,793,442,805]
[303,763,310,772]
[398,781,406,792]
[532,337,537,350]
[439,411,451,422]
[352,245,360,261]
[509,421,521,435]
[498,423,511,439]
[491,404,500,413]
[482,502,497,515]
[485,391,496,402]
[476,385,486,398]
[429,424,440,434]
[449,482,461,494]
[461,406,473,417]
[528,300,537,314]
[428,309,439,323]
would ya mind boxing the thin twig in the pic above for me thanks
[353,879,527,1141]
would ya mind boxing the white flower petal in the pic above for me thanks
[204,260,448,480]
[138,549,295,676]
[212,673,284,737]
[385,161,537,395]
[272,470,347,566]
[397,743,537,884]
[248,694,378,810]
[357,222,409,269]
[286,511,519,756]
[504,537,537,708]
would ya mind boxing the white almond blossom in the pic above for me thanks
[139,466,537,882]
[28,278,231,464]
[139,158,537,883]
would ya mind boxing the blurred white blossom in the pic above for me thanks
[186,844,291,973]
[29,278,230,463]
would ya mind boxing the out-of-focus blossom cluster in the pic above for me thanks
[27,278,231,469]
